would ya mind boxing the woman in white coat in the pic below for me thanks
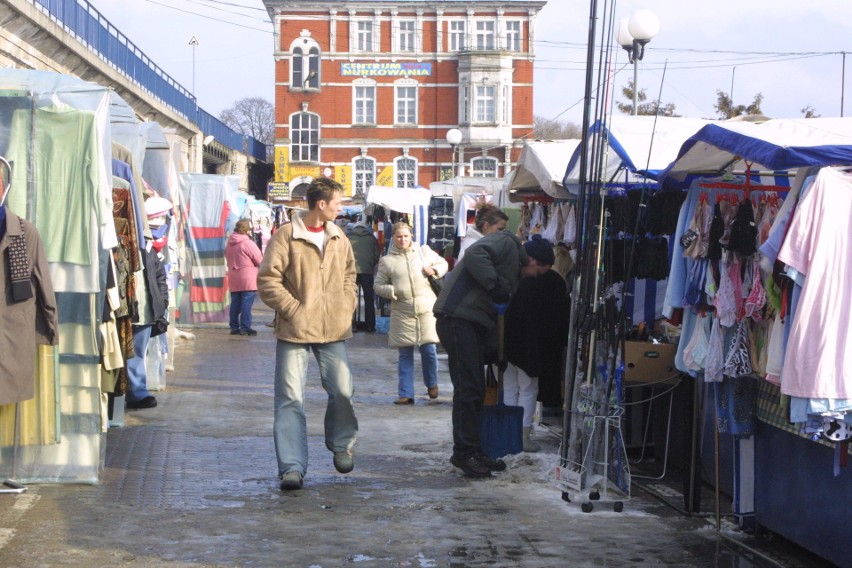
[375,222,449,405]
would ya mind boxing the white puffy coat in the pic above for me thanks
[375,244,448,348]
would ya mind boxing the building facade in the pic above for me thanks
[263,0,547,202]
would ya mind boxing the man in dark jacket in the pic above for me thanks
[346,220,380,332]
[433,230,549,478]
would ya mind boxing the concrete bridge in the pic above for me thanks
[0,0,269,193]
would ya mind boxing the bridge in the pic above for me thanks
[0,0,269,193]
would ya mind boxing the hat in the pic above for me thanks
[524,235,555,266]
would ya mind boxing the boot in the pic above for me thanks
[523,427,541,453]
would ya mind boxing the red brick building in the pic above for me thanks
[263,0,547,201]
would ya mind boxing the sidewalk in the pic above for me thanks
[0,305,829,567]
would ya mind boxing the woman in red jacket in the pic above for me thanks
[226,219,263,336]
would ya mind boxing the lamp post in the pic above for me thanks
[446,128,462,179]
[616,10,660,116]
[189,36,199,94]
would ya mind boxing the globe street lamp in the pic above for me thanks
[616,10,660,116]
[446,128,463,178]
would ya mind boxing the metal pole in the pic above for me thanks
[632,45,639,116]
[192,45,196,94]
[842,52,846,118]
[730,66,737,105]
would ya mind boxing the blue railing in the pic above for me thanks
[29,0,266,161]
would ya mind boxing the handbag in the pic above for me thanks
[418,246,443,296]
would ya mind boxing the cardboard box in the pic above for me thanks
[624,341,679,384]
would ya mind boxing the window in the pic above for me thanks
[395,156,417,188]
[290,36,320,90]
[355,20,374,52]
[398,20,416,52]
[395,80,417,124]
[353,157,375,197]
[475,21,495,50]
[505,21,521,51]
[449,20,466,51]
[471,157,498,178]
[353,79,376,125]
[290,112,319,162]
[475,84,496,122]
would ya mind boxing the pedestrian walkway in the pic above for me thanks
[0,306,832,567]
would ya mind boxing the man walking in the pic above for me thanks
[433,229,550,478]
[346,218,380,332]
[258,178,359,491]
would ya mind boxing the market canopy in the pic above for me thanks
[506,139,580,201]
[660,117,852,184]
[366,184,432,214]
[562,116,714,194]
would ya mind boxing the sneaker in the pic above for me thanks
[427,386,439,399]
[230,329,241,335]
[450,454,491,478]
[126,396,157,410]
[240,329,258,336]
[333,450,354,474]
[279,471,303,490]
[476,451,507,472]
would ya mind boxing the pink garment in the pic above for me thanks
[743,258,766,321]
[714,260,737,327]
[225,233,263,292]
[778,168,852,399]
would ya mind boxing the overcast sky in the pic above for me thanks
[95,0,852,125]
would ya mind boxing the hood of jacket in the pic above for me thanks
[348,224,373,238]
[227,232,252,247]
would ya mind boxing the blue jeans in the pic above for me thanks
[126,324,153,402]
[436,316,488,459]
[229,290,257,331]
[273,340,358,477]
[397,344,438,399]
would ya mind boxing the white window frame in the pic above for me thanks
[475,20,496,50]
[394,79,418,125]
[354,20,374,52]
[475,84,496,123]
[449,20,466,51]
[471,157,498,178]
[398,19,416,52]
[353,156,376,197]
[290,111,320,163]
[353,79,377,125]
[505,20,522,52]
[394,156,417,188]
[289,36,321,91]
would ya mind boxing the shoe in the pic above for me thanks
[265,321,275,328]
[450,454,491,478]
[427,386,439,399]
[523,427,541,453]
[476,451,507,472]
[239,329,258,336]
[393,397,414,405]
[333,450,354,474]
[366,327,376,333]
[126,396,157,410]
[230,329,241,335]
[279,471,303,490]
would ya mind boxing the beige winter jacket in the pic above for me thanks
[257,213,356,344]
[375,244,448,348]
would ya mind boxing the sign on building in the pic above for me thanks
[340,62,432,76]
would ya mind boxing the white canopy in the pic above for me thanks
[660,117,852,183]
[562,116,714,193]
[506,139,580,201]
[366,185,432,214]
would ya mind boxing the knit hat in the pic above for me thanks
[524,235,555,266]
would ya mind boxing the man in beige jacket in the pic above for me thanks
[257,178,358,491]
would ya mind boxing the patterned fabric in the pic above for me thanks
[8,217,33,302]
[723,320,753,378]
[714,376,755,437]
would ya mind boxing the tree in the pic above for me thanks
[616,80,680,116]
[219,97,274,146]
[532,116,581,139]
[801,105,820,118]
[714,90,763,119]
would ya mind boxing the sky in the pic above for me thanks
[94,0,852,126]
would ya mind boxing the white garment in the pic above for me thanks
[457,225,483,261]
[503,363,539,428]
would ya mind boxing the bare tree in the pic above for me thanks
[219,97,274,146]
[616,80,680,116]
[714,90,764,119]
[801,105,820,118]
[532,115,581,139]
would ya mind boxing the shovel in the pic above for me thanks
[479,310,524,459]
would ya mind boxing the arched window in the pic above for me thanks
[395,156,417,188]
[471,157,498,178]
[353,156,376,197]
[290,34,320,91]
[290,111,320,162]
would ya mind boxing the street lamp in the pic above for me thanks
[446,128,462,178]
[616,10,660,115]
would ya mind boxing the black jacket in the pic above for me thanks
[141,246,169,337]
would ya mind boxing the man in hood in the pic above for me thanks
[346,219,380,332]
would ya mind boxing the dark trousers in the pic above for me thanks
[355,273,376,331]
[436,315,487,458]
